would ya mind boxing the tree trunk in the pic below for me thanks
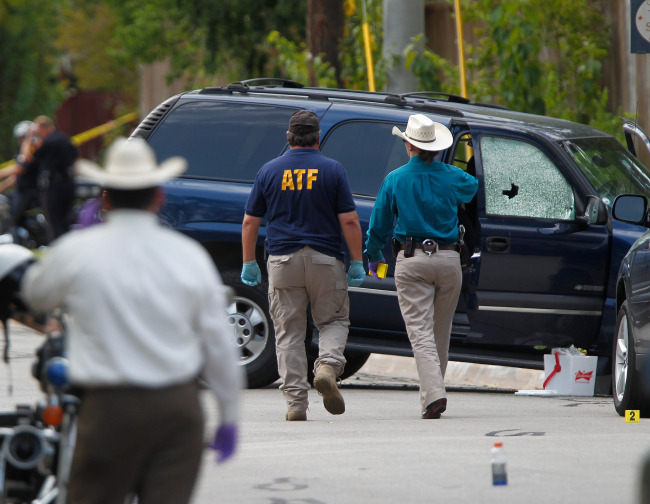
[307,0,344,87]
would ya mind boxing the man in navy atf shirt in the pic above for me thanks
[241,110,365,421]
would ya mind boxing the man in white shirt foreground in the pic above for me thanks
[19,138,244,504]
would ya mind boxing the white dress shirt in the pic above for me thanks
[21,209,243,424]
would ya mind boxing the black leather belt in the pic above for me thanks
[399,239,458,253]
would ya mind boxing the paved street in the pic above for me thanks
[1,322,648,504]
[194,386,647,504]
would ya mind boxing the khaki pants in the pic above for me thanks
[267,247,349,412]
[394,249,462,414]
[68,381,204,504]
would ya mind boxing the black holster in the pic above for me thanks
[391,238,401,258]
[403,236,415,258]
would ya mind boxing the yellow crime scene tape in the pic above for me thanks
[0,111,139,170]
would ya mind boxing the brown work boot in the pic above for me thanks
[285,411,307,421]
[313,364,345,415]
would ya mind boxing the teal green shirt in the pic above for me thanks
[365,156,478,262]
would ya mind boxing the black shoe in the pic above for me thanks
[422,398,447,419]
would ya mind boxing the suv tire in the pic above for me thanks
[221,270,279,388]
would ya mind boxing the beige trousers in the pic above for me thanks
[394,249,462,414]
[267,247,349,412]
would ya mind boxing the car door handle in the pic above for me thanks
[486,236,510,253]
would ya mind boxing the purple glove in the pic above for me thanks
[76,198,103,229]
[211,424,237,464]
[368,257,387,278]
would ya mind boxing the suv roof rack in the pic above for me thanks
[229,78,305,89]
[198,79,503,115]
[398,91,470,104]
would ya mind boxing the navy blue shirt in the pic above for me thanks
[245,148,356,260]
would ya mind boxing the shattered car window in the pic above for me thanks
[481,136,575,220]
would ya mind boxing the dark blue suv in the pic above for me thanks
[132,79,650,390]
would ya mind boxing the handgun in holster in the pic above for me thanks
[404,236,415,258]
[391,237,401,258]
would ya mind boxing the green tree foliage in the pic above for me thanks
[266,0,386,90]
[403,34,459,96]
[56,1,138,98]
[405,0,622,136]
[105,0,306,84]
[0,0,65,161]
[266,30,338,88]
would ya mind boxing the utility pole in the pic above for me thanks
[383,0,423,93]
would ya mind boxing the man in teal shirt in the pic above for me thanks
[365,114,477,420]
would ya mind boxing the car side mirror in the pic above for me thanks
[612,194,649,226]
[577,195,608,227]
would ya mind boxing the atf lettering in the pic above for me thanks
[307,169,318,189]
[294,169,306,189]
[281,170,295,190]
[281,169,318,190]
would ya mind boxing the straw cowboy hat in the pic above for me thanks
[75,137,186,189]
[392,114,453,152]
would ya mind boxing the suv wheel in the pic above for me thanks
[612,301,650,417]
[305,343,371,384]
[221,270,279,388]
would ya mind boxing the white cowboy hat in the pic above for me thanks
[392,114,453,152]
[75,137,187,189]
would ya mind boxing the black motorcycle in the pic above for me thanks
[0,178,102,250]
[0,250,78,504]
[0,330,79,504]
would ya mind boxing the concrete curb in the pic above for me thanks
[358,354,545,391]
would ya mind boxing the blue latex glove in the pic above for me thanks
[368,256,388,279]
[241,261,261,286]
[347,260,366,287]
[211,424,237,464]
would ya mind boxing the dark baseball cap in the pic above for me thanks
[288,110,320,134]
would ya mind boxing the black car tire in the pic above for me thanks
[612,301,650,417]
[221,270,279,389]
[305,343,371,384]
[340,350,371,380]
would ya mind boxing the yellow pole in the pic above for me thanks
[454,0,467,98]
[362,0,376,92]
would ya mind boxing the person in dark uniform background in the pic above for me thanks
[0,121,40,235]
[19,116,78,242]
[241,110,366,421]
[365,114,478,419]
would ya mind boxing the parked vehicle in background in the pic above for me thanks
[131,79,650,390]
[611,193,650,416]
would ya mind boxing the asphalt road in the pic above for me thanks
[1,322,648,504]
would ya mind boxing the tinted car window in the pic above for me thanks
[320,120,409,196]
[148,102,296,181]
[481,136,575,220]
[566,136,650,207]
